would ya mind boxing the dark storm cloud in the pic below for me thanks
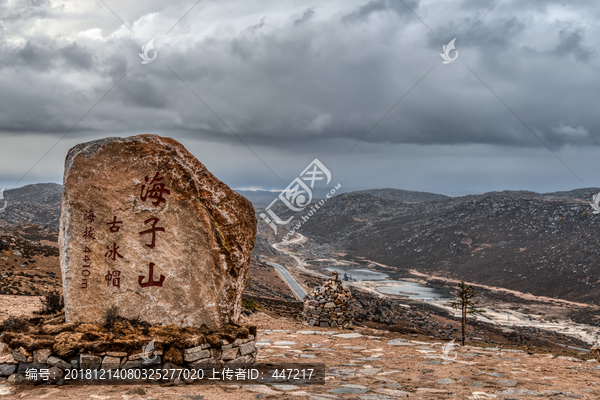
[293,8,315,26]
[118,73,169,109]
[0,0,599,190]
[8,39,96,72]
[58,43,95,70]
[342,0,420,23]
[16,41,57,71]
[342,0,389,22]
[0,0,596,149]
[554,28,594,62]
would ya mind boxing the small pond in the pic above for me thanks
[376,281,453,299]
[324,267,389,281]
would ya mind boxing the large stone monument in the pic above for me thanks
[59,134,257,330]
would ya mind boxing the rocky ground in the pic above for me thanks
[0,231,61,297]
[1,306,598,399]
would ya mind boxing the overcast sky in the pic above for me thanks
[0,0,598,195]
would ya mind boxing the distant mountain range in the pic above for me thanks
[239,187,449,208]
[350,188,449,203]
[2,183,598,226]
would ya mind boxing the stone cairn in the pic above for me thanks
[302,271,354,328]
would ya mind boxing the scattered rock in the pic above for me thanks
[329,387,369,394]
[496,388,541,396]
[490,379,518,387]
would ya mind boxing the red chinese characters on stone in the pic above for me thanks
[140,172,171,207]
[138,173,169,289]
[105,243,124,261]
[82,247,91,285]
[83,226,95,240]
[107,216,123,233]
[139,262,165,288]
[139,217,165,249]
[105,270,121,288]
[81,210,95,289]
[81,264,91,289]
[83,209,96,223]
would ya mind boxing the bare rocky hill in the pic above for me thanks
[0,183,62,228]
[267,188,600,305]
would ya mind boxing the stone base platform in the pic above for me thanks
[0,313,257,384]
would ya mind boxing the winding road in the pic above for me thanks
[267,261,307,300]
[272,233,308,271]
[268,232,377,300]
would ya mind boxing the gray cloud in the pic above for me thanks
[58,42,95,70]
[342,0,389,22]
[342,0,420,23]
[554,28,594,62]
[0,0,599,191]
[293,8,315,26]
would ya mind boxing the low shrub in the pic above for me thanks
[39,290,64,315]
[1,316,30,333]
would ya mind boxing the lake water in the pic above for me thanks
[324,267,389,281]
[322,266,453,299]
[377,281,453,299]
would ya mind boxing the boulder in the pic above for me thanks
[59,134,257,329]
